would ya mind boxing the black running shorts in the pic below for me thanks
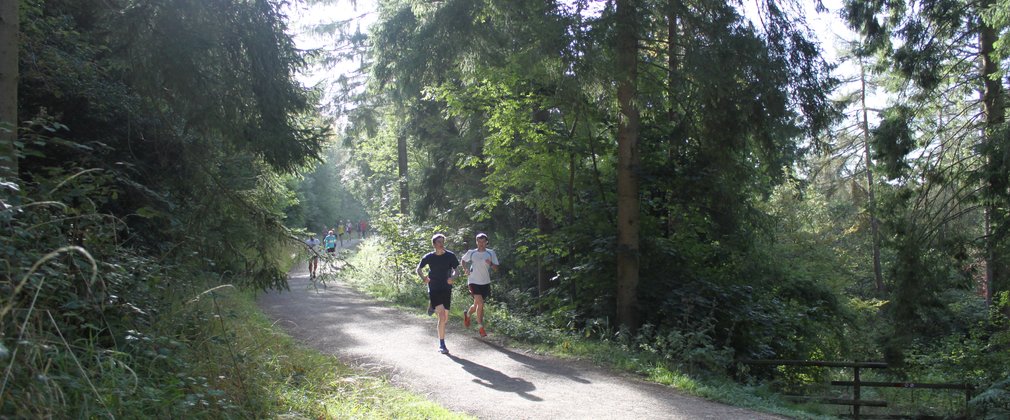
[429,289,451,311]
[468,283,491,299]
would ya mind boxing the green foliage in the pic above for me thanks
[901,290,1010,382]
[341,212,451,298]
[841,0,1010,312]
[972,377,1010,420]
[288,145,369,234]
[3,0,345,416]
[842,0,966,92]
[112,0,327,172]
[624,181,852,366]
[984,0,1010,64]
[1,132,177,417]
[882,235,950,360]
[16,0,328,291]
[871,105,914,180]
[899,313,1009,418]
[622,322,736,377]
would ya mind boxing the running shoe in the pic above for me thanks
[463,311,471,328]
[439,346,449,355]
[427,305,434,316]
[479,326,487,337]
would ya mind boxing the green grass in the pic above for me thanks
[182,284,472,419]
[508,331,836,419]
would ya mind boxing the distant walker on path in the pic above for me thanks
[305,234,321,279]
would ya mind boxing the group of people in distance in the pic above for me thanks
[330,219,369,246]
[417,232,499,355]
[304,219,370,279]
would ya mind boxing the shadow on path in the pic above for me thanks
[261,269,407,355]
[447,354,543,402]
[478,339,591,384]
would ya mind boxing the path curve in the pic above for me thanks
[258,254,783,419]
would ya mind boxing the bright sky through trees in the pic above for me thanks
[286,0,378,88]
[287,0,872,108]
[283,0,886,144]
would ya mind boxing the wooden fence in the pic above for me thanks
[741,359,973,419]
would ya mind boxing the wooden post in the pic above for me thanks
[853,366,861,420]
[966,387,972,414]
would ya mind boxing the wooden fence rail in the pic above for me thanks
[741,360,973,420]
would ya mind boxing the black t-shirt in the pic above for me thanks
[417,251,459,292]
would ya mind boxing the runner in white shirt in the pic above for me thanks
[305,234,321,279]
[461,232,499,337]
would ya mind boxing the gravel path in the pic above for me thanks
[257,253,784,419]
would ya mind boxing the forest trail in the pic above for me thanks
[258,248,783,420]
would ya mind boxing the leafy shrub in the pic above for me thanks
[971,377,1010,419]
[1,121,300,417]
[1,145,178,417]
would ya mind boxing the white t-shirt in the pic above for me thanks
[306,237,320,250]
[462,248,499,285]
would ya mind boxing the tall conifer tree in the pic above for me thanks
[843,0,1009,305]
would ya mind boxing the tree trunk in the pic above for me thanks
[665,0,681,239]
[568,149,577,303]
[0,0,17,178]
[979,5,1005,306]
[615,0,640,330]
[537,211,553,295]
[859,59,884,293]
[568,151,575,228]
[977,1,1001,306]
[397,133,409,215]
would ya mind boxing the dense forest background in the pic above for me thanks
[2,0,1010,417]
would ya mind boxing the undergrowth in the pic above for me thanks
[0,149,465,418]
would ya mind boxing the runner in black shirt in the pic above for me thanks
[416,233,459,354]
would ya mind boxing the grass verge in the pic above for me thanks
[182,283,471,419]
